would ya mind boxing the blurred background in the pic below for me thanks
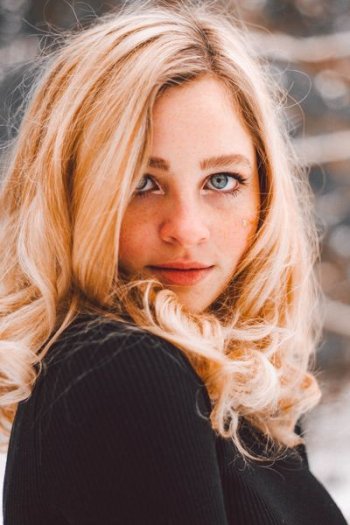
[0,0,349,522]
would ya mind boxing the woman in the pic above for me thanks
[1,1,346,524]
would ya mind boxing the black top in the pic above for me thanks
[3,315,347,524]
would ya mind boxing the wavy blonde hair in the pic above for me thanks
[0,0,322,458]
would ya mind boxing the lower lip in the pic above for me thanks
[149,266,214,285]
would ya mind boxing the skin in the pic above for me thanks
[119,75,260,314]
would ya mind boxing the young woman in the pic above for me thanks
[1,1,347,524]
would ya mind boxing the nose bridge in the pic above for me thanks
[159,190,210,246]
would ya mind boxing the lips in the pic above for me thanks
[148,265,214,285]
[150,261,212,270]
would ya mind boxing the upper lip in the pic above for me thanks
[149,261,213,270]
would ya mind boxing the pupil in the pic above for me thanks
[213,174,227,189]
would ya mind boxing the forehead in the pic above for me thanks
[151,76,255,161]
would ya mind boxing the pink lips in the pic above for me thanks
[148,265,214,285]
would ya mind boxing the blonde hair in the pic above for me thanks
[0,0,322,459]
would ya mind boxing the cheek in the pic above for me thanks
[219,223,248,256]
[119,214,151,263]
[218,207,259,260]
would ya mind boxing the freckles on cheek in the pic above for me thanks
[120,228,141,256]
[120,204,159,252]
[224,228,247,252]
[220,214,256,255]
[119,210,156,266]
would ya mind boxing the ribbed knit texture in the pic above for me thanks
[3,315,347,524]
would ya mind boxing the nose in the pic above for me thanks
[159,197,210,248]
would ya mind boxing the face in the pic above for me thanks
[119,76,260,314]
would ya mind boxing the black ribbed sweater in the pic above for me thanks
[3,315,347,524]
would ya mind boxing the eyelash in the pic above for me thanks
[134,172,248,199]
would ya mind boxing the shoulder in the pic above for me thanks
[38,313,212,420]
[45,314,204,385]
[32,324,226,525]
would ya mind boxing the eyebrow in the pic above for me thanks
[147,154,253,171]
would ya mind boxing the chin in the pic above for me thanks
[171,290,212,315]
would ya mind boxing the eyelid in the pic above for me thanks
[208,172,248,185]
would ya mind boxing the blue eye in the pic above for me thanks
[207,173,238,191]
[134,172,247,199]
[135,175,153,192]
